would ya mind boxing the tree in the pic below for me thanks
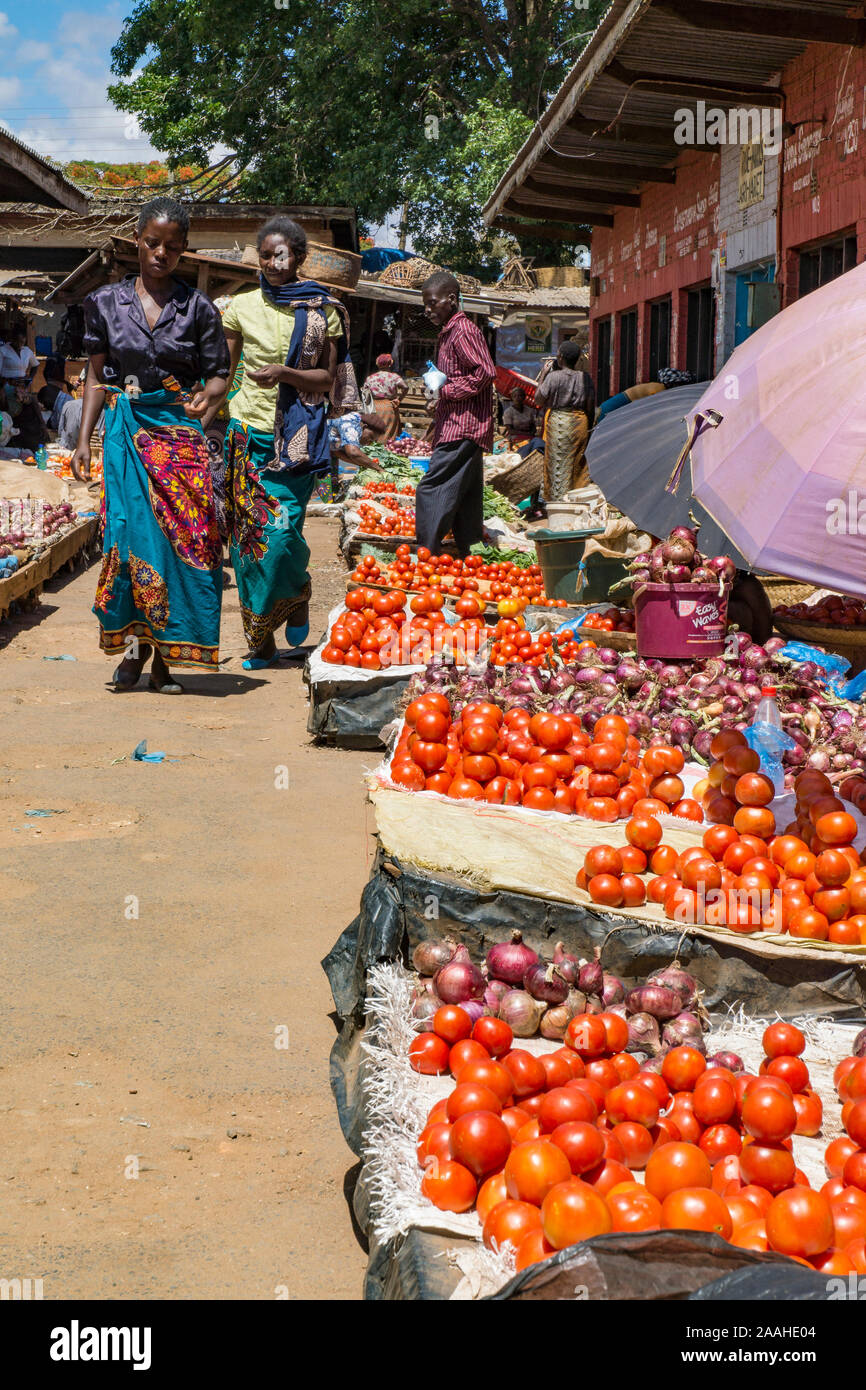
[109,0,608,272]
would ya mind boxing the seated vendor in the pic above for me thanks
[502,386,545,460]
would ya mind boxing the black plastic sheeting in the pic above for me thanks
[305,661,409,749]
[323,853,866,1300]
[488,1231,827,1301]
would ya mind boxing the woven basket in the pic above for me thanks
[489,449,544,504]
[241,240,360,290]
[377,258,481,295]
[534,266,586,289]
[760,573,817,607]
[773,616,866,675]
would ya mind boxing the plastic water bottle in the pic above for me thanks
[745,685,791,798]
[35,445,47,470]
[754,686,782,729]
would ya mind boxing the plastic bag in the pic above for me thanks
[778,641,851,691]
[744,721,796,797]
[839,668,866,702]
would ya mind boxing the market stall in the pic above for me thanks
[322,516,866,1299]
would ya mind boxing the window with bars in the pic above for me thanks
[618,309,638,391]
[595,318,611,402]
[686,286,715,381]
[798,234,857,297]
[648,298,671,380]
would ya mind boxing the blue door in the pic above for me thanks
[734,262,775,345]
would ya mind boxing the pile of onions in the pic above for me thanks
[622,962,708,1057]
[618,525,736,596]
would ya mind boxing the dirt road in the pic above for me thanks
[0,518,371,1299]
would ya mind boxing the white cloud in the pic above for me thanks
[0,76,22,105]
[16,40,52,63]
[0,12,18,40]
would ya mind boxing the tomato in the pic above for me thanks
[662,1047,707,1093]
[605,1080,660,1128]
[730,1218,770,1251]
[699,1124,742,1162]
[846,1099,866,1149]
[610,1052,641,1082]
[645,1142,711,1202]
[456,1059,513,1106]
[566,1078,602,1118]
[587,873,624,907]
[530,714,572,751]
[505,1139,571,1205]
[549,1120,605,1175]
[541,1177,612,1249]
[739,1140,796,1193]
[565,1014,608,1059]
[596,1012,629,1055]
[765,1187,834,1257]
[845,1058,866,1100]
[766,1054,809,1094]
[468,1017,510,1059]
[661,1187,733,1238]
[741,1082,797,1142]
[585,1058,619,1093]
[500,1105,530,1143]
[626,815,663,851]
[482,1198,542,1251]
[552,1046,586,1080]
[502,1049,546,1098]
[581,1157,632,1195]
[421,1158,477,1212]
[762,1022,806,1059]
[450,1111,512,1179]
[539,1086,597,1132]
[416,1121,453,1167]
[692,1077,736,1126]
[831,1198,866,1248]
[448,1039,489,1076]
[447,775,485,801]
[793,1092,823,1137]
[815,810,858,846]
[446,1082,502,1122]
[513,1227,555,1270]
[608,1186,663,1233]
[609,1121,653,1170]
[461,721,498,755]
[408,1032,450,1074]
[431,1005,473,1046]
[582,796,620,822]
[843,1150,866,1193]
[848,1236,866,1273]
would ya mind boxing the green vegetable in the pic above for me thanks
[470,544,536,568]
[482,486,520,523]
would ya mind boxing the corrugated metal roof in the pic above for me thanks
[0,128,90,212]
[484,0,862,227]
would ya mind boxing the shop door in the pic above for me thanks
[648,298,671,379]
[734,262,776,346]
[596,318,611,402]
[618,310,637,391]
[686,287,715,380]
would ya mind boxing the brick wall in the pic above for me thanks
[591,150,720,393]
[589,40,866,395]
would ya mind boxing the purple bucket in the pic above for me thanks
[634,582,730,659]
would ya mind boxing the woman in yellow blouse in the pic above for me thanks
[214,216,359,667]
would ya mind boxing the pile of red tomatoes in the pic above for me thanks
[322,585,488,670]
[349,547,557,605]
[356,501,416,538]
[412,1007,866,1274]
[392,705,706,819]
[577,607,635,634]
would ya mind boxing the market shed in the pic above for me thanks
[0,130,89,213]
[483,0,861,239]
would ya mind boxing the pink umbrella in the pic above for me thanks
[672,261,866,597]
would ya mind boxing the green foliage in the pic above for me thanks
[108,0,608,272]
[62,158,216,195]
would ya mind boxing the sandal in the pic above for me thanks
[148,675,184,694]
[111,643,152,691]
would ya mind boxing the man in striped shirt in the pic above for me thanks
[415,272,495,555]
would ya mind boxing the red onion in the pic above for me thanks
[412,937,458,977]
[647,964,699,1011]
[707,554,736,584]
[434,957,485,1004]
[486,930,538,985]
[627,1012,661,1055]
[565,988,588,1018]
[461,999,486,1026]
[670,525,698,547]
[665,563,692,584]
[498,989,546,1037]
[410,992,440,1026]
[707,1050,745,1073]
[552,941,580,986]
[483,980,510,1014]
[664,537,696,566]
[540,1004,570,1040]
[852,1027,866,1058]
[523,960,570,1005]
[601,972,625,1007]
[578,948,604,998]
[638,1052,668,1073]
[662,1011,706,1051]
[625,985,682,1021]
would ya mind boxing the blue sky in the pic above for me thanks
[0,1,162,163]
